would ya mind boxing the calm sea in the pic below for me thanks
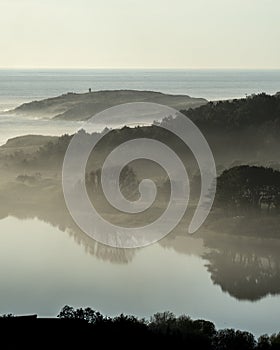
[0,69,280,111]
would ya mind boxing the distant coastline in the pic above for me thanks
[1,69,280,112]
[8,89,207,121]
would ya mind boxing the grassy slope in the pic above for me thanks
[10,90,207,120]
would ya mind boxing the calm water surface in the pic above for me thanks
[0,216,280,336]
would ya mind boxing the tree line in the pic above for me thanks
[55,305,280,349]
[3,306,275,349]
[182,93,280,131]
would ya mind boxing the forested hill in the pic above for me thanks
[3,93,280,166]
[181,93,280,130]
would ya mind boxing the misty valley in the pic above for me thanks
[1,93,280,336]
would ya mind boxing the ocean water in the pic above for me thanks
[0,114,87,146]
[0,69,280,111]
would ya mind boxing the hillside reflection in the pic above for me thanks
[1,177,280,301]
[202,232,280,301]
[0,178,136,264]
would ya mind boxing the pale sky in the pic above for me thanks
[1,0,280,69]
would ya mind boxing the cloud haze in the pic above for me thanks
[1,0,279,68]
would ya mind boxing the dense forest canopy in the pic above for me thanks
[181,93,280,131]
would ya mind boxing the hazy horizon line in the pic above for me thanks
[1,67,280,71]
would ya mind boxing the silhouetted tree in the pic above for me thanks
[57,305,104,324]
[57,305,76,319]
[258,334,271,350]
[270,333,280,349]
[213,329,256,350]
[86,165,139,200]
